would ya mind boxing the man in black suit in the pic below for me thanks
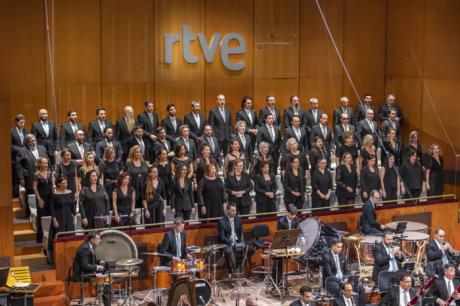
[67,130,93,165]
[356,108,379,148]
[257,113,282,166]
[428,263,460,306]
[380,108,401,139]
[290,286,315,306]
[87,107,112,148]
[378,94,404,124]
[426,228,455,271]
[197,125,221,167]
[353,93,374,124]
[236,96,258,151]
[334,113,356,147]
[137,100,159,144]
[218,203,254,272]
[59,109,84,150]
[71,232,110,306]
[127,126,151,162]
[283,115,309,153]
[11,114,28,197]
[95,127,123,164]
[304,97,324,134]
[372,232,405,285]
[176,125,197,161]
[333,282,359,306]
[31,109,59,165]
[157,217,191,266]
[152,127,174,158]
[161,103,182,145]
[234,120,253,162]
[380,273,420,306]
[183,101,206,141]
[359,190,385,235]
[258,95,282,127]
[333,96,354,127]
[208,94,232,155]
[115,105,136,161]
[283,95,307,129]
[310,113,334,150]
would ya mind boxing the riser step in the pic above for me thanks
[14,230,36,242]
[14,253,48,267]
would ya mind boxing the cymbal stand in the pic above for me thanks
[121,265,138,306]
[262,247,281,298]
[207,249,224,303]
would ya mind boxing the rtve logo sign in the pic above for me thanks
[164,25,247,71]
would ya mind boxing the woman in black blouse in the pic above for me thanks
[250,141,275,179]
[124,145,148,209]
[226,159,253,216]
[78,152,100,190]
[360,155,381,201]
[283,156,306,210]
[280,138,309,177]
[143,166,167,225]
[54,148,78,198]
[254,161,277,215]
[335,131,358,167]
[155,149,171,207]
[309,137,330,172]
[197,163,226,219]
[359,134,379,170]
[112,172,135,225]
[382,128,402,166]
[311,158,333,208]
[195,144,216,184]
[425,144,444,196]
[99,147,123,210]
[80,170,110,229]
[172,164,195,220]
[171,144,194,179]
[400,150,425,199]
[404,131,422,161]
[380,154,400,202]
[224,138,246,178]
[32,157,53,243]
[335,152,358,206]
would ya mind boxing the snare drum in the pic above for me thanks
[400,232,429,260]
[154,266,171,289]
[359,235,381,265]
[170,260,188,274]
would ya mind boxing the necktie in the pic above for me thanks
[295,128,301,140]
[288,220,291,229]
[313,110,317,122]
[148,112,154,125]
[176,234,181,257]
[240,134,246,148]
[322,125,327,139]
[387,247,398,271]
[42,122,49,137]
[208,137,215,152]
[78,144,84,158]
[448,279,454,295]
[185,139,190,150]
[247,110,252,124]
[32,148,39,159]
[220,109,226,122]
[139,139,145,153]
[391,121,395,129]
[346,299,352,306]
[195,115,200,127]
[344,125,349,132]
[99,121,105,132]
[18,129,24,144]
[72,124,77,133]
[230,219,236,243]
[403,291,409,305]
[369,121,374,132]
[163,141,169,152]
[269,126,275,142]
[335,255,343,279]
[171,118,176,131]
[271,109,276,121]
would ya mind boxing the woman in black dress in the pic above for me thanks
[143,166,167,225]
[309,137,330,172]
[54,148,78,198]
[254,161,277,215]
[404,131,423,161]
[197,163,226,219]
[226,159,254,216]
[171,144,194,179]
[335,152,358,206]
[283,156,306,210]
[78,152,100,190]
[250,141,275,179]
[194,144,216,184]
[359,134,379,170]
[155,149,172,207]
[48,175,76,258]
[335,131,358,167]
[280,138,309,177]
[32,157,53,243]
[223,138,246,178]
[380,154,400,202]
[311,158,333,208]
[425,144,444,196]
[99,147,123,210]
[400,150,425,199]
[80,170,110,229]
[382,128,402,166]
[112,172,135,225]
[124,145,148,209]
[172,164,195,220]
[360,155,381,201]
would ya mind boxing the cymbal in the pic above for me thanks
[202,243,226,253]
[186,246,201,253]
[141,252,172,258]
[116,258,143,267]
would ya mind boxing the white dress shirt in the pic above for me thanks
[194,113,201,128]
[219,108,226,122]
[41,121,49,137]
[399,287,410,306]
[246,109,253,125]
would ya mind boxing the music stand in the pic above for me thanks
[394,222,407,234]
[0,267,9,288]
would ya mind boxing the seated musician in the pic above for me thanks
[322,238,365,306]
[359,189,385,235]
[157,217,191,266]
[427,228,455,265]
[218,202,254,273]
[380,273,420,306]
[290,285,316,306]
[427,263,460,306]
[71,232,110,306]
[333,282,358,306]
[372,231,405,285]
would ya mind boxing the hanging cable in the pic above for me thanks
[44,0,57,119]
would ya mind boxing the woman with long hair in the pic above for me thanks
[124,145,148,209]
[194,144,216,183]
[54,148,78,198]
[223,138,246,178]
[382,128,402,166]
[99,147,123,210]
[143,166,167,224]
[335,152,358,205]
[171,164,195,220]
[309,137,330,172]
[311,158,333,208]
[171,144,194,179]
[78,152,100,189]
[380,154,400,202]
[80,170,110,229]
[155,149,172,207]
[112,172,135,225]
[425,144,444,196]
[225,159,253,216]
[250,141,275,178]
[359,134,379,170]
[32,157,53,243]
[360,155,381,201]
[254,161,277,214]
[400,150,425,199]
[197,163,226,219]
[283,156,306,210]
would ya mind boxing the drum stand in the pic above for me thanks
[206,249,224,304]
[262,251,281,298]
[121,266,138,306]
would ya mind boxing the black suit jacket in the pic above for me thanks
[290,300,316,306]
[427,277,460,306]
[310,124,334,150]
[10,127,28,161]
[137,111,159,139]
[16,145,48,189]
[333,295,358,306]
[380,286,419,306]
[360,200,380,235]
[115,117,135,152]
[277,216,299,230]
[67,141,93,161]
[333,124,356,147]
[378,103,404,123]
[356,119,379,147]
[373,242,404,283]
[322,249,349,280]
[218,215,243,245]
[127,136,152,162]
[426,240,454,262]
[354,104,374,124]
[258,107,282,127]
[304,109,324,132]
[208,108,232,142]
[72,241,101,279]
[183,113,207,140]
[197,135,221,166]
[380,119,401,137]
[283,127,309,152]
[283,107,307,129]
[153,138,173,156]
[233,133,252,162]
[59,122,84,149]
[31,121,58,156]
[175,137,197,161]
[256,125,282,155]
[333,107,354,127]
[236,108,258,130]
[95,139,123,164]
[171,177,194,211]
[157,229,188,266]
[225,173,253,208]
[161,117,182,144]
[87,120,112,147]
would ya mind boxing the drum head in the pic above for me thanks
[95,230,138,264]
[401,232,429,241]
[362,235,381,244]
[154,266,171,272]
[299,218,321,253]
[167,278,211,306]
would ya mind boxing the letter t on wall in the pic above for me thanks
[164,33,181,64]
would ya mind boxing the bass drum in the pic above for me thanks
[167,277,211,306]
[95,230,138,266]
[298,218,339,264]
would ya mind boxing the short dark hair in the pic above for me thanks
[133,126,143,132]
[399,273,411,282]
[341,282,353,290]
[287,204,298,215]
[299,285,312,296]
[15,114,25,122]
[144,99,154,107]
[96,107,105,115]
[173,217,184,226]
[363,93,372,98]
[166,103,175,112]
[227,202,237,210]
[241,96,253,108]
[156,126,165,133]
[67,109,77,117]
[103,127,113,134]
[443,263,455,271]
[330,238,342,246]
[86,231,100,241]
[264,112,273,120]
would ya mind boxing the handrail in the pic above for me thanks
[55,193,456,239]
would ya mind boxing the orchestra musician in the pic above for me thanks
[427,263,460,306]
[359,190,385,235]
[333,282,358,306]
[290,286,316,306]
[380,273,420,306]
[372,231,405,285]
[217,202,254,273]
[157,217,191,266]
[427,228,455,265]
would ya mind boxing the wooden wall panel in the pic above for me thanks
[8,0,47,124]
[101,0,155,122]
[49,0,101,125]
[299,77,344,117]
[205,80,253,117]
[253,79,299,112]
[0,0,8,101]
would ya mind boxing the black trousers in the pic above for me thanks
[223,244,255,273]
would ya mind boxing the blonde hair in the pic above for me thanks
[81,152,99,176]
[103,147,115,161]
[429,144,441,157]
[361,134,374,150]
[123,106,136,132]
[127,145,144,162]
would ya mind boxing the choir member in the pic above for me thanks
[99,147,123,209]
[283,95,307,129]
[32,157,53,243]
[254,161,277,214]
[197,163,226,219]
[333,96,354,127]
[380,154,401,202]
[112,172,135,225]
[258,95,282,127]
[143,166,167,225]
[225,159,253,216]
[400,150,425,199]
[124,145,148,209]
[426,144,444,196]
[87,107,112,148]
[381,127,402,166]
[223,138,246,178]
[360,155,381,201]
[304,97,324,134]
[208,94,232,155]
[115,105,136,161]
[59,109,84,150]
[171,144,194,179]
[161,103,182,145]
[79,170,110,229]
[309,136,331,172]
[283,156,306,210]
[31,109,59,165]
[404,131,423,162]
[335,131,358,167]
[311,158,333,209]
[194,143,216,184]
[171,164,195,220]
[54,148,78,198]
[183,101,206,141]
[335,152,358,206]
[250,141,275,178]
[236,96,258,151]
[78,152,100,190]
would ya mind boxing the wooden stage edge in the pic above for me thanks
[54,200,460,294]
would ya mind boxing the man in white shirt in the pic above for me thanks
[381,274,420,306]
[333,282,357,306]
[356,108,379,148]
[290,286,315,306]
[428,263,460,306]
[157,217,192,266]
